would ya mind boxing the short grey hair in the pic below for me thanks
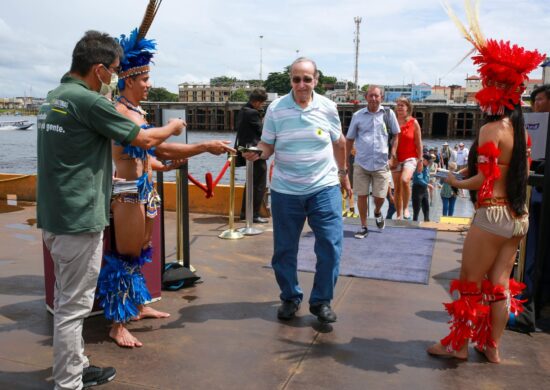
[289,57,319,79]
[366,84,382,95]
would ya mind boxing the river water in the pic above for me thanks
[0,114,474,218]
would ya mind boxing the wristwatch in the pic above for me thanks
[338,168,348,177]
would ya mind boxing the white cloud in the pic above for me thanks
[0,0,548,97]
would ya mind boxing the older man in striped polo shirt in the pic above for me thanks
[243,57,352,323]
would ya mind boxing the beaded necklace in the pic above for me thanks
[116,95,148,116]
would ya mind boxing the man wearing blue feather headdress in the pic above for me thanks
[96,7,234,348]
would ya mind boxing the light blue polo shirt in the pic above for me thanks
[261,91,341,195]
[346,106,400,171]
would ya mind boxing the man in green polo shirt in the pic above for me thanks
[37,30,184,390]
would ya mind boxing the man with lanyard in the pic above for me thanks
[243,57,351,323]
[37,30,184,389]
[345,85,400,239]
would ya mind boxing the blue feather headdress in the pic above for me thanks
[117,0,162,90]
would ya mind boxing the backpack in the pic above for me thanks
[382,107,394,158]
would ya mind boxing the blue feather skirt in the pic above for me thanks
[97,247,153,323]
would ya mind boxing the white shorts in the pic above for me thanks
[392,157,418,173]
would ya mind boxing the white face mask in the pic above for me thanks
[98,65,119,96]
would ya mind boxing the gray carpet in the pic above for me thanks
[298,225,436,284]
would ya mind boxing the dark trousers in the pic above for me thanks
[412,184,429,222]
[241,159,267,218]
[386,189,396,219]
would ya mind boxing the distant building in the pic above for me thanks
[178,82,251,102]
[383,83,432,102]
[542,57,550,84]
[423,93,448,104]
[411,83,432,102]
[334,81,347,90]
[325,89,351,103]
[0,97,24,109]
[465,75,482,103]
[384,84,412,102]
[430,85,466,103]
[325,81,352,103]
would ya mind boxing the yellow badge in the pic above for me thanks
[316,128,324,136]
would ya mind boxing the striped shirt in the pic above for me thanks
[261,91,341,195]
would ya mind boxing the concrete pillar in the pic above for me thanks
[229,110,235,131]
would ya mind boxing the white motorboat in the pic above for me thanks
[0,120,34,131]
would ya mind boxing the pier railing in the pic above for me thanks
[141,100,485,138]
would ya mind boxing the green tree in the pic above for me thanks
[321,75,337,85]
[210,76,237,86]
[264,70,291,95]
[147,87,178,102]
[246,79,264,87]
[229,88,249,102]
[313,69,326,94]
[361,84,370,92]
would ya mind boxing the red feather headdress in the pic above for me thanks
[444,0,545,115]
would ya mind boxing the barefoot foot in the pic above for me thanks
[427,342,468,360]
[134,305,171,320]
[109,323,143,348]
[474,345,501,363]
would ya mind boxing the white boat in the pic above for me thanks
[0,120,34,131]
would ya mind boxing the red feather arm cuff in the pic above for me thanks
[477,141,501,201]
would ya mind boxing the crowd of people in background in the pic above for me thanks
[385,139,467,220]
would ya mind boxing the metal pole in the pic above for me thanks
[219,154,244,239]
[175,124,191,269]
[238,159,263,235]
[353,17,362,101]
[176,163,194,268]
[259,35,263,82]
[155,106,166,275]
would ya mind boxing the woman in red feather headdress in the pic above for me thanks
[427,1,545,363]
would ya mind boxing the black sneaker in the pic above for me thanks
[82,366,116,388]
[309,303,337,323]
[375,212,385,229]
[354,226,369,239]
[277,300,300,320]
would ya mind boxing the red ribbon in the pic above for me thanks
[187,160,231,198]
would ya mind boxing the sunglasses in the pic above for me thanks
[291,76,314,84]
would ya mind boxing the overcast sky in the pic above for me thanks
[1,0,548,98]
